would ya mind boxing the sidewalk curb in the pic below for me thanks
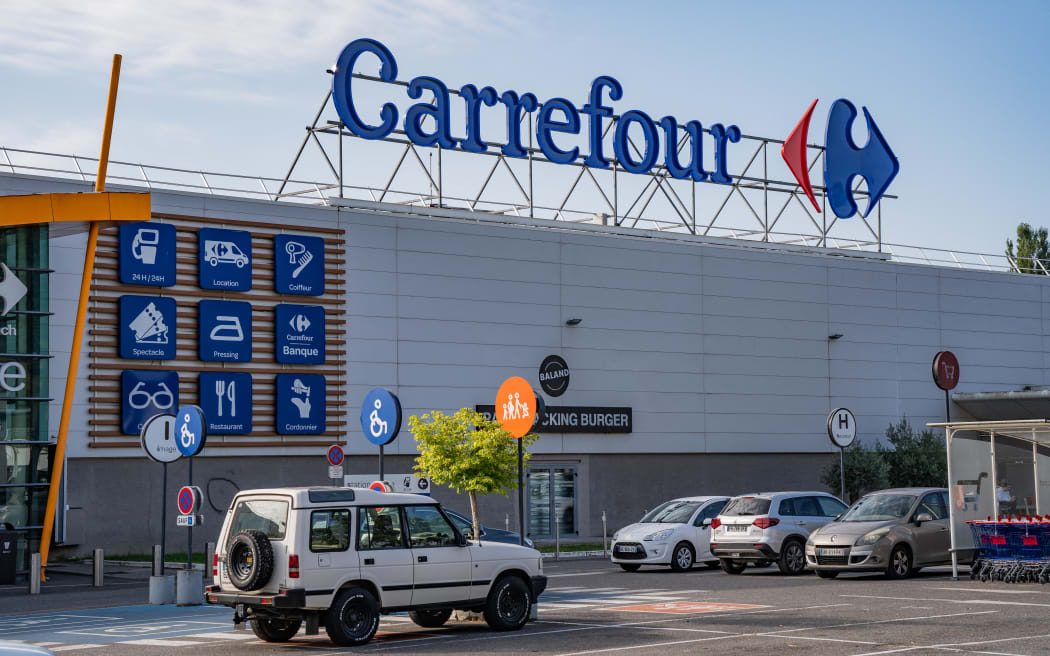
[540,550,607,560]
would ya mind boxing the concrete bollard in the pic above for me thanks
[152,545,163,577]
[29,553,40,595]
[92,549,103,587]
[149,574,176,604]
[602,511,608,558]
[175,569,203,606]
[205,542,215,580]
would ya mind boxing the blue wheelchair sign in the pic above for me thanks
[360,388,402,446]
[174,405,207,457]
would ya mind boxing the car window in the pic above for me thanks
[404,505,457,547]
[816,497,848,517]
[777,498,796,516]
[919,492,948,520]
[722,497,772,516]
[840,494,916,521]
[796,497,821,516]
[447,511,483,538]
[229,499,288,540]
[640,501,702,524]
[358,506,405,550]
[695,500,727,525]
[311,509,350,552]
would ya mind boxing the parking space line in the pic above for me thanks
[841,594,1050,608]
[545,572,611,578]
[932,587,1047,595]
[761,634,880,645]
[760,610,999,636]
[553,633,739,655]
[50,645,105,652]
[123,638,212,646]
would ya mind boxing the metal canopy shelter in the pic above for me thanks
[928,419,1050,579]
[952,390,1050,421]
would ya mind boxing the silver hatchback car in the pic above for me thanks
[806,487,951,579]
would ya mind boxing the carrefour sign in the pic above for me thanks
[331,38,899,220]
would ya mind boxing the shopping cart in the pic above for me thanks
[969,516,1050,583]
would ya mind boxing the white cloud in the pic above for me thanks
[0,0,525,76]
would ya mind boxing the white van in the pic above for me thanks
[206,487,546,646]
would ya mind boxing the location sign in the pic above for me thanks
[140,413,180,463]
[360,388,402,446]
[174,405,207,457]
[495,377,537,438]
[933,351,960,391]
[827,408,857,449]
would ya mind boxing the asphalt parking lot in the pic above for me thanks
[4,559,1050,655]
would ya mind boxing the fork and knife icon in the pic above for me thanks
[215,379,237,417]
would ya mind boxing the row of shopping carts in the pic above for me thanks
[968,516,1050,583]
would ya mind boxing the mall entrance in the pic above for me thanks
[527,465,576,539]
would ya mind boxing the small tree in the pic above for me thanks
[409,408,538,543]
[821,442,889,503]
[878,418,947,488]
[1006,223,1050,274]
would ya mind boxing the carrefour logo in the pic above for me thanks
[781,98,899,220]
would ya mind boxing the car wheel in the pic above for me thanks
[670,542,695,571]
[483,575,531,631]
[250,618,302,642]
[886,545,914,580]
[408,608,453,628]
[816,570,839,579]
[226,529,274,591]
[720,558,747,574]
[325,587,380,647]
[619,563,641,572]
[777,540,806,576]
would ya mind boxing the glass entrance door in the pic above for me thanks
[527,466,576,538]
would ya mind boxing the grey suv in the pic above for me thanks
[711,491,847,575]
[806,487,951,579]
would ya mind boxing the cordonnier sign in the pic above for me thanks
[331,38,742,184]
[330,38,899,221]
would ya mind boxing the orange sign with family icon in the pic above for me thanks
[495,376,536,438]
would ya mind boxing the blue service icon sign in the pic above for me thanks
[360,388,402,446]
[274,304,325,364]
[119,296,176,360]
[119,222,176,287]
[276,373,326,434]
[199,371,252,434]
[174,404,207,457]
[274,234,324,296]
[198,299,253,362]
[121,369,179,435]
[199,228,253,291]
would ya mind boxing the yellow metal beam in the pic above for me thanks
[39,53,126,582]
[0,191,150,231]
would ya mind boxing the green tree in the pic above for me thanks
[877,418,947,488]
[1006,223,1050,274]
[409,408,538,543]
[822,442,890,503]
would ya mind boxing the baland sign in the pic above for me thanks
[332,39,741,185]
[331,38,900,220]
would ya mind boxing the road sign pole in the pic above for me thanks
[161,462,167,574]
[518,438,524,546]
[839,447,846,503]
[379,444,384,481]
[187,457,192,570]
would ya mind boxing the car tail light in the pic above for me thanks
[752,517,779,529]
[288,554,300,579]
[213,553,219,577]
[711,518,721,529]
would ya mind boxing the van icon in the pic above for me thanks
[204,240,249,268]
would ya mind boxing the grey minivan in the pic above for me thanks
[806,487,951,579]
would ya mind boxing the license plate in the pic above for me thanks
[618,545,638,553]
[818,547,846,556]
[725,525,747,533]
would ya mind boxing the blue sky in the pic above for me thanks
[0,0,1046,258]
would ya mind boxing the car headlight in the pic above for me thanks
[855,528,890,546]
[806,534,816,547]
[612,530,621,540]
[644,529,674,542]
[525,537,534,548]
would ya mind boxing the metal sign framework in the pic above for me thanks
[278,73,895,250]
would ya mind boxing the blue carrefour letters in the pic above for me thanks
[331,38,739,183]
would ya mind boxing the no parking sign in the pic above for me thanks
[177,485,202,515]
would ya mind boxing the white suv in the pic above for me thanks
[710,491,847,575]
[206,487,546,646]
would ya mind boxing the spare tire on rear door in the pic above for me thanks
[227,529,274,591]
